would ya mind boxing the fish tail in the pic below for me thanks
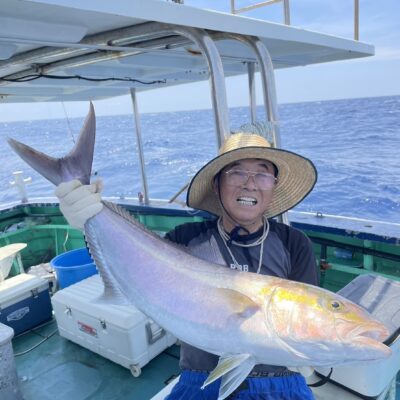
[7,102,96,186]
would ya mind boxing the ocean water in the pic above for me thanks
[1,95,399,223]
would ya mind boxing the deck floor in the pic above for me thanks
[11,319,400,400]
[13,319,180,400]
[397,375,400,400]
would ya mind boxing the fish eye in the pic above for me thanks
[329,300,344,312]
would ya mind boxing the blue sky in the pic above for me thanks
[0,0,399,121]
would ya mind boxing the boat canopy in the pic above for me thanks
[0,0,374,104]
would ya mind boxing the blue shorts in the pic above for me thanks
[165,370,315,400]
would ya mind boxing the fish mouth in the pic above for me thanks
[347,323,392,358]
[237,196,258,206]
[348,322,390,342]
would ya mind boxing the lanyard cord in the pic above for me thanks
[217,216,270,274]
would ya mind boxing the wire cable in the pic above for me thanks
[0,73,166,84]
[14,329,58,356]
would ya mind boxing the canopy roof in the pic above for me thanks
[0,0,374,103]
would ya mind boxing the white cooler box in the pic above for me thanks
[51,275,176,377]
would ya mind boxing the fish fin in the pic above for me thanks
[7,102,95,186]
[83,240,132,306]
[94,281,133,306]
[7,137,62,185]
[217,288,260,318]
[201,354,255,400]
[95,293,132,306]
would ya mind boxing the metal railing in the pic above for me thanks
[231,0,290,25]
[230,0,360,40]
[169,1,359,40]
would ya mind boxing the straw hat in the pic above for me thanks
[187,133,317,218]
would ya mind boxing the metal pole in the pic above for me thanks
[247,62,257,123]
[130,88,149,205]
[283,0,291,25]
[354,0,359,41]
[162,24,229,146]
[230,0,235,14]
[233,0,283,14]
[248,38,288,224]
[119,22,231,147]
[124,25,231,146]
[234,36,281,147]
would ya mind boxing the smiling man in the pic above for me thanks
[164,132,319,399]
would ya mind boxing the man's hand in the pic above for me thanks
[55,179,103,230]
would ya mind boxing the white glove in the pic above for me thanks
[55,179,103,230]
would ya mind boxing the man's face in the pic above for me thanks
[217,158,276,232]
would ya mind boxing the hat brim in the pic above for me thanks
[187,146,317,218]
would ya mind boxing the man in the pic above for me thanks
[56,132,318,399]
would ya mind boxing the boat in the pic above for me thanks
[0,1,399,399]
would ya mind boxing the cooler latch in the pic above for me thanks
[31,288,39,298]
[64,306,72,315]
[145,321,165,344]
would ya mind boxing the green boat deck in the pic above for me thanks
[13,319,180,400]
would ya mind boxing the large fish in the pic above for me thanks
[7,104,391,400]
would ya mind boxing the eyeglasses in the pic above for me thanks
[224,169,277,190]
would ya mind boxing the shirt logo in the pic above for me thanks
[230,263,249,272]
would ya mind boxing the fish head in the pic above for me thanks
[262,282,392,365]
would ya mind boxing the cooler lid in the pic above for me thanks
[0,274,49,305]
[52,275,147,329]
[338,274,400,336]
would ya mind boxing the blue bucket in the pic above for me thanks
[51,248,97,289]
